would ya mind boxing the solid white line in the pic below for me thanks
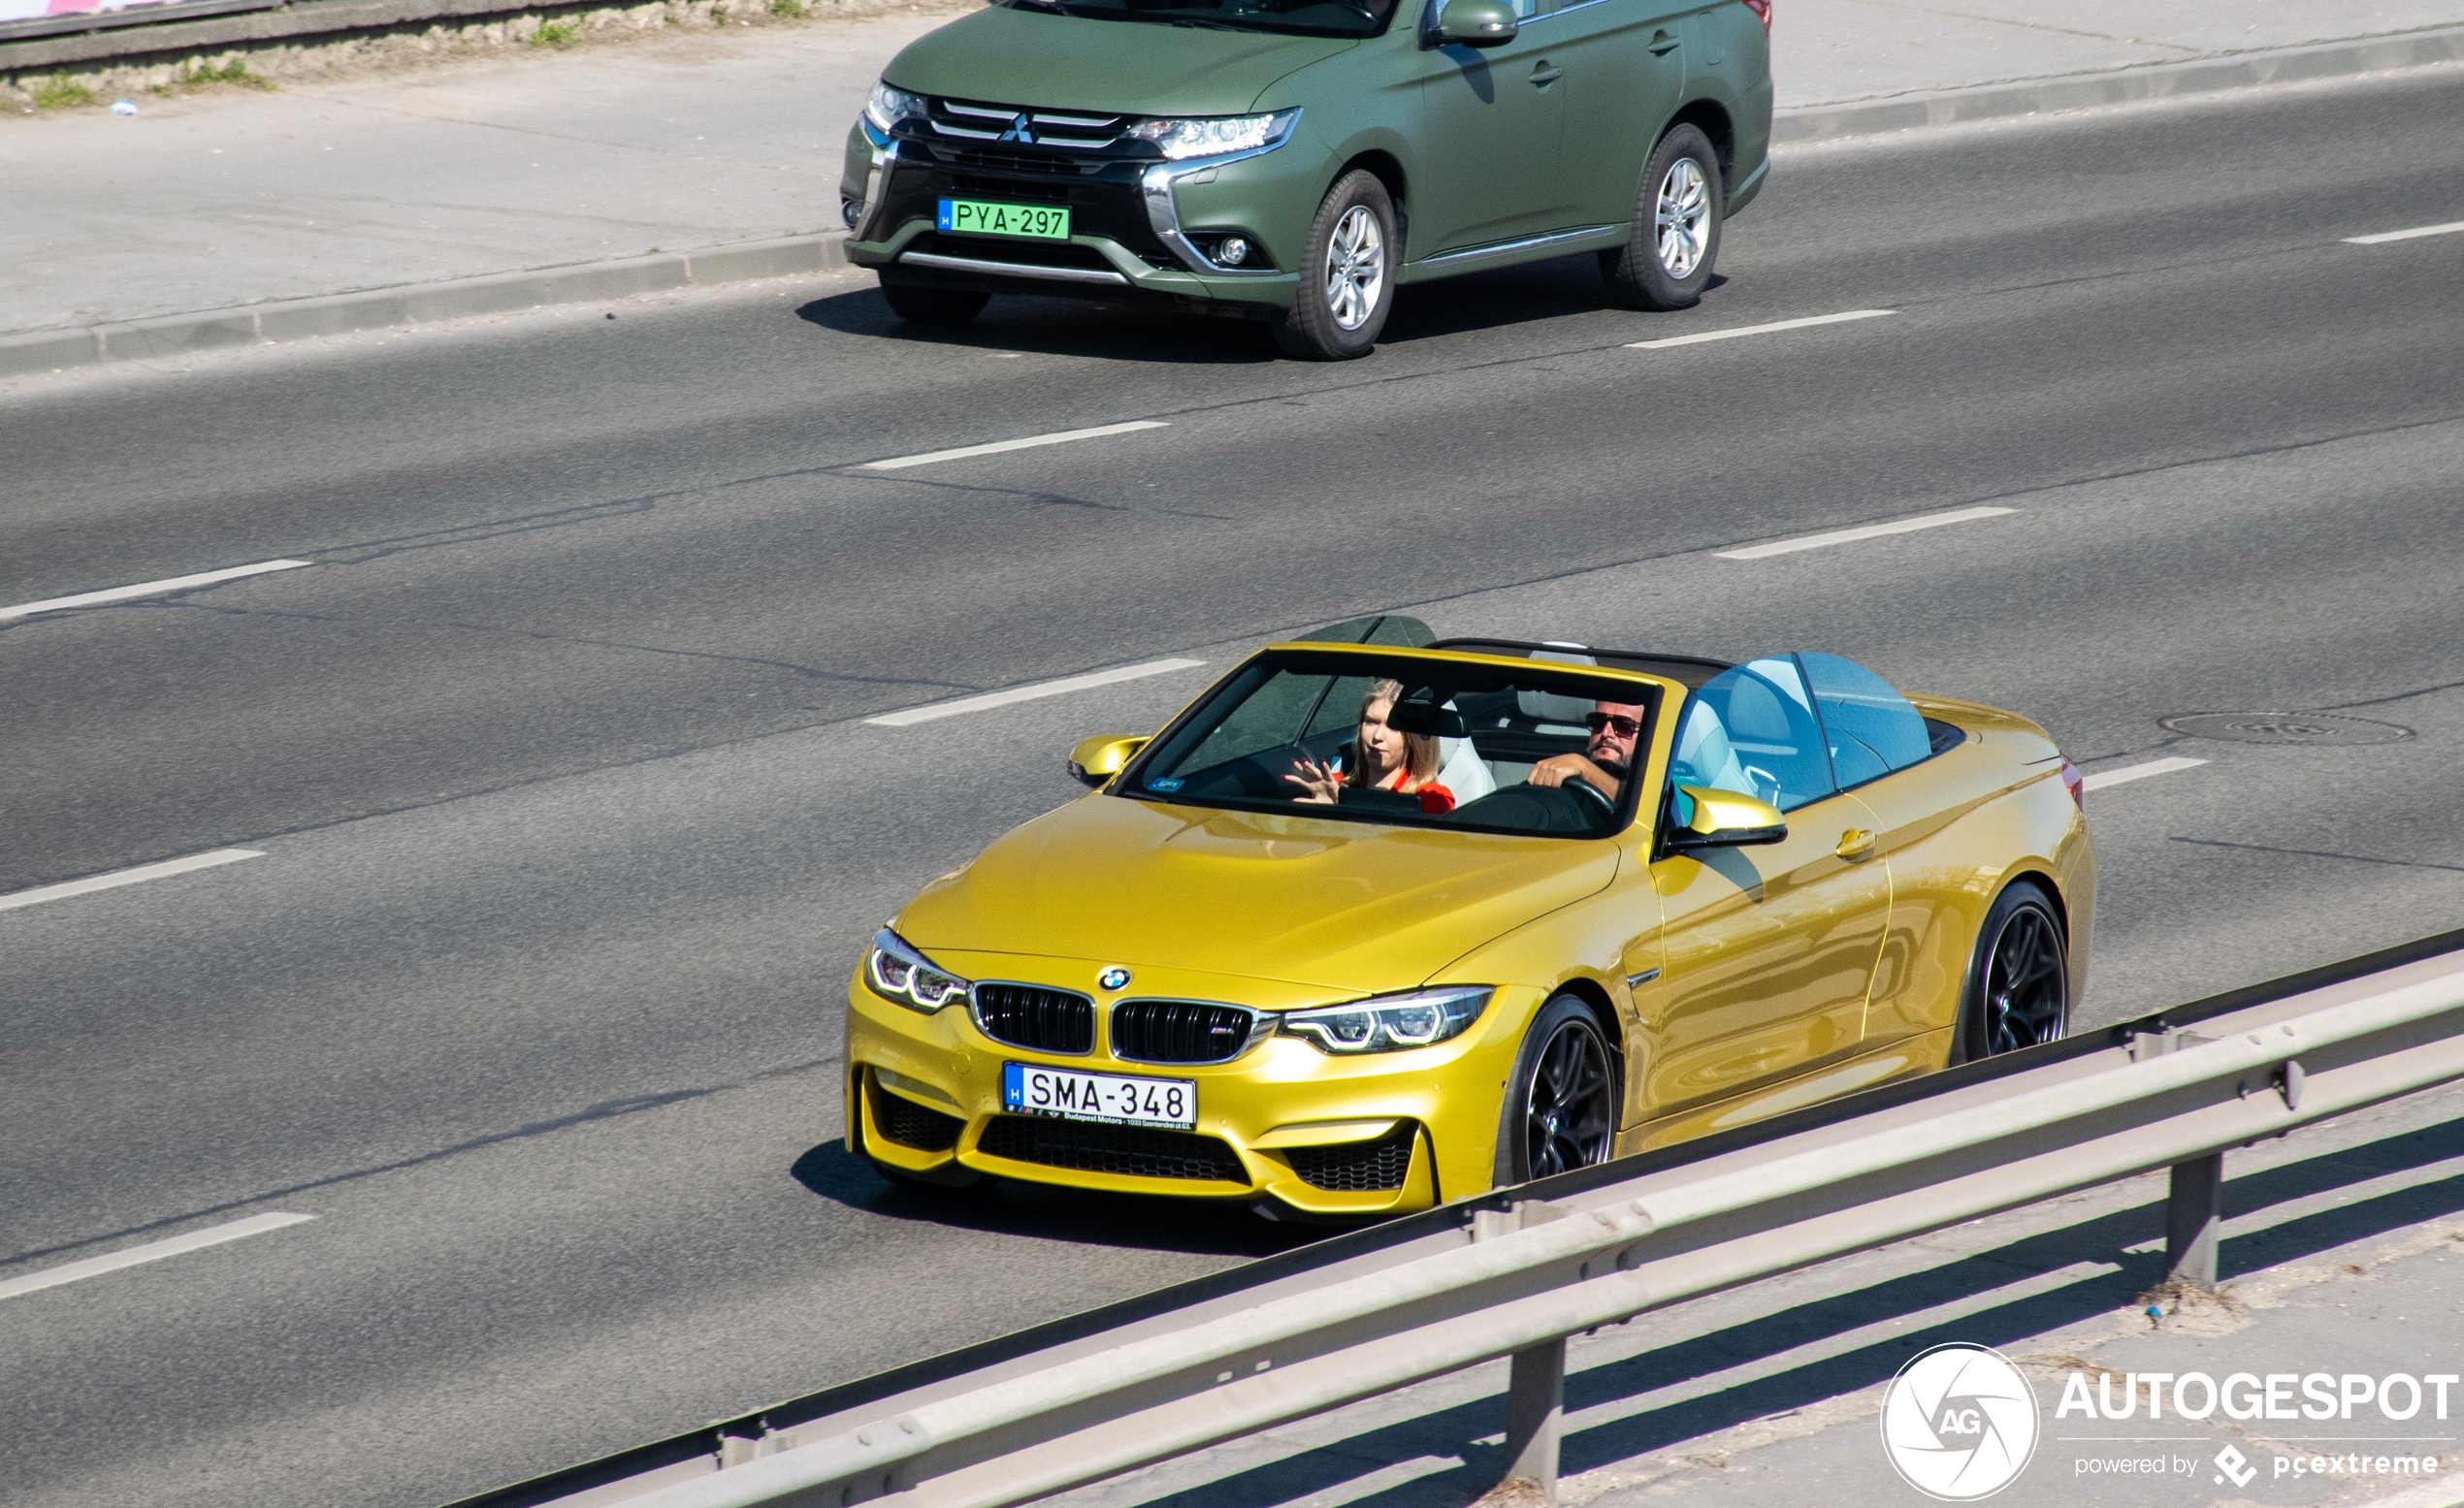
[0,849,265,913]
[867,658,1206,727]
[1716,505,2016,561]
[1628,308,1896,350]
[862,421,1171,471]
[0,1212,316,1301]
[0,560,315,624]
[2082,755,2209,792]
[2345,221,2464,245]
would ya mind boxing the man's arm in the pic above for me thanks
[1528,754,1620,803]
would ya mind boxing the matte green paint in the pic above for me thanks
[840,0,1770,312]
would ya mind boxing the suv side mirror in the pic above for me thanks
[1664,784,1787,850]
[1068,734,1150,789]
[1436,0,1517,47]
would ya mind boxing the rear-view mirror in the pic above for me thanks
[1436,0,1517,48]
[1068,734,1150,789]
[1665,784,1787,850]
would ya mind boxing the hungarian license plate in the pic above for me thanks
[1003,1062,1196,1129]
[938,197,1071,241]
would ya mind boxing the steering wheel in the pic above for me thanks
[1565,778,1615,818]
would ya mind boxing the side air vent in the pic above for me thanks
[869,1078,964,1152]
[1285,1125,1416,1191]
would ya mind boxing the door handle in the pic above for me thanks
[1529,61,1562,85]
[1649,29,1679,53]
[1835,828,1878,861]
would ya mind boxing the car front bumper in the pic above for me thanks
[838,118,1318,312]
[845,955,1535,1217]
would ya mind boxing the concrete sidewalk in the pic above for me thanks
[3,0,2461,343]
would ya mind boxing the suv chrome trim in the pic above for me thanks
[1139,115,1302,276]
[898,250,1130,286]
[1417,224,1619,269]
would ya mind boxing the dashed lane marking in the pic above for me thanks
[0,1213,316,1301]
[1716,505,2016,561]
[862,421,1171,471]
[2082,756,2209,792]
[0,849,265,913]
[1629,308,1896,350]
[2346,221,2464,245]
[0,560,314,624]
[866,658,1206,727]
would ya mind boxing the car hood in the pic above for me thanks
[883,6,1358,117]
[895,795,1619,997]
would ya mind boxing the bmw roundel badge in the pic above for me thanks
[1097,966,1132,992]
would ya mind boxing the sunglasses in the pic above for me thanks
[1584,712,1642,737]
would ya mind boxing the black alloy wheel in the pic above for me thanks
[1502,996,1619,1183]
[1956,883,2070,1062]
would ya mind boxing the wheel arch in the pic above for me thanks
[1664,98,1737,192]
[1335,148,1410,244]
[1549,974,1628,1098]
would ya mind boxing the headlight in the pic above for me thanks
[1279,985,1492,1054]
[864,928,970,1013]
[864,80,924,134]
[1129,109,1300,161]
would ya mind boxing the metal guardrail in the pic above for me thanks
[456,925,2464,1508]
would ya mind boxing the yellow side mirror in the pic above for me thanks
[1668,784,1788,850]
[1067,734,1150,789]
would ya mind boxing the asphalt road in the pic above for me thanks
[3,66,2461,1508]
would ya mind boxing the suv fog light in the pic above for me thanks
[841,199,864,230]
[1216,236,1250,267]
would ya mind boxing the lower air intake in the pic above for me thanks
[870,1079,964,1152]
[1285,1125,1415,1191]
[977,1116,1247,1183]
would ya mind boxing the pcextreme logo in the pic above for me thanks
[1880,1343,2042,1499]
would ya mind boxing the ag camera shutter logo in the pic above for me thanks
[1881,1343,2041,1499]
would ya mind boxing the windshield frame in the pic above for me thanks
[1114,644,1671,840]
[1000,0,1401,41]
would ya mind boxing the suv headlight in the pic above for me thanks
[1279,985,1492,1054]
[864,928,970,1013]
[864,80,924,134]
[1130,109,1300,161]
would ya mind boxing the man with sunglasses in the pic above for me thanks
[1528,701,1646,805]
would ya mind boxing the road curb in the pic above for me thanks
[1772,21,2464,145]
[0,231,849,379]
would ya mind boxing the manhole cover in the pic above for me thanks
[2159,712,2415,746]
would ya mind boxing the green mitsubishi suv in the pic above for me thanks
[838,0,1771,358]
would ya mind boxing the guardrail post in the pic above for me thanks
[2164,1152,2223,1288]
[1500,1337,1567,1501]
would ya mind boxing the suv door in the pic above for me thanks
[1543,0,1688,226]
[1625,660,1892,1124]
[1413,0,1575,253]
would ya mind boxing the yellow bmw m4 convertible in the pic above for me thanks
[847,631,2093,1220]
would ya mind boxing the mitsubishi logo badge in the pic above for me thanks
[999,112,1036,144]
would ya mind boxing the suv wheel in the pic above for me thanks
[1601,124,1724,311]
[1272,170,1396,360]
[879,274,989,327]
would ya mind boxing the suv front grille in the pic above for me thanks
[972,982,1094,1055]
[1111,1000,1259,1064]
[977,1115,1248,1183]
[869,1078,964,1152]
[928,96,1130,152]
[1286,1126,1416,1191]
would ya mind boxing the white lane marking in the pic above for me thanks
[867,658,1206,727]
[1717,505,2016,561]
[0,849,265,913]
[1629,308,1896,350]
[2083,755,2209,792]
[0,1212,316,1301]
[2345,221,2464,245]
[862,421,1171,471]
[0,560,315,624]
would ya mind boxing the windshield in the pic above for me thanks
[1006,0,1397,39]
[1122,651,1660,838]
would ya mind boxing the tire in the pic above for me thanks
[879,275,989,327]
[1600,124,1724,311]
[1951,882,2070,1064]
[1495,995,1621,1185]
[1271,170,1398,361]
